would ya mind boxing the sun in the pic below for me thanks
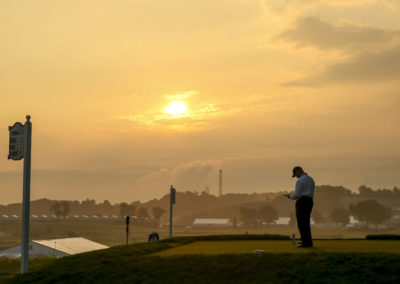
[164,101,188,116]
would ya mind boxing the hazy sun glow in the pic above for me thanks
[164,101,188,116]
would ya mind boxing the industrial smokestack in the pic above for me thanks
[219,169,223,196]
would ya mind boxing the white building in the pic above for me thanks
[275,217,290,225]
[193,218,231,227]
[0,237,108,259]
[273,217,316,226]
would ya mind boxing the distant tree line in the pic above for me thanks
[0,185,398,227]
[239,198,392,228]
[0,198,167,223]
[358,185,400,198]
[240,205,278,226]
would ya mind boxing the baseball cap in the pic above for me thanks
[292,166,303,177]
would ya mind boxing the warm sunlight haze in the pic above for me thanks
[1,2,400,282]
[164,101,188,117]
[0,0,399,204]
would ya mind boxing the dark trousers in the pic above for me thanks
[296,196,313,246]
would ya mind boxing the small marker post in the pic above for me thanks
[169,185,176,238]
[125,216,130,245]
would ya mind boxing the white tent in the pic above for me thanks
[0,237,108,259]
[275,217,290,225]
[193,218,231,227]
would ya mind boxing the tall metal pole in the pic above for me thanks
[169,201,172,238]
[169,185,176,238]
[21,115,32,274]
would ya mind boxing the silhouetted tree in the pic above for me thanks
[349,199,392,225]
[126,205,136,217]
[51,201,70,219]
[51,203,62,218]
[120,203,136,218]
[152,207,166,224]
[330,207,350,226]
[258,204,278,224]
[313,185,351,214]
[393,186,400,198]
[358,185,374,197]
[268,195,292,217]
[81,199,96,212]
[119,202,128,218]
[312,210,324,224]
[102,200,113,211]
[240,207,258,226]
[60,201,70,218]
[137,207,149,219]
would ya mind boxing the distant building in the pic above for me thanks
[275,217,290,225]
[193,218,231,227]
[0,237,108,259]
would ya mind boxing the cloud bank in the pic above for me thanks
[278,16,400,51]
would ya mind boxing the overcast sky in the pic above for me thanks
[1,0,400,204]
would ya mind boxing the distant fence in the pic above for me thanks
[0,215,158,224]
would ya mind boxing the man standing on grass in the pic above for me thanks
[285,166,315,248]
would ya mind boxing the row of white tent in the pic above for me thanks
[191,217,309,227]
[0,214,121,220]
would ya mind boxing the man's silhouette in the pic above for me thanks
[285,166,315,248]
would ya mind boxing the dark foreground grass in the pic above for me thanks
[1,242,172,283]
[7,253,400,284]
[0,258,54,282]
[3,235,400,284]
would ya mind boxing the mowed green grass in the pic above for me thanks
[154,240,400,256]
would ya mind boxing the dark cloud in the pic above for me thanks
[277,16,400,51]
[323,45,400,81]
[285,45,400,86]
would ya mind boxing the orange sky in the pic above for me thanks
[1,0,400,204]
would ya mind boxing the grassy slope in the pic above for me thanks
[2,235,400,284]
[0,258,54,282]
